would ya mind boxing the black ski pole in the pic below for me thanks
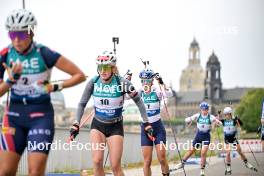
[216,111,227,172]
[103,37,120,172]
[157,83,187,176]
[22,0,26,9]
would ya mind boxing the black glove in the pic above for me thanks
[9,62,22,80]
[12,72,21,80]
[70,121,80,140]
[143,122,155,141]
[157,77,164,85]
[257,126,261,134]
[234,116,243,126]
[42,80,63,92]
[154,73,164,85]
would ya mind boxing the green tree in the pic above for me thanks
[235,88,264,132]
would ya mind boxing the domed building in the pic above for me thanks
[176,40,253,117]
[50,92,66,110]
[50,92,73,127]
[179,38,205,92]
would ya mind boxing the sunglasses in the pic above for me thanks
[141,79,152,84]
[8,31,30,40]
[98,64,112,72]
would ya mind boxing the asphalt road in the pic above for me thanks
[170,153,264,176]
[123,153,264,176]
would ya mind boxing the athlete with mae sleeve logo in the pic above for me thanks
[0,9,86,176]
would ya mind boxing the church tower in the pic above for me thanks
[180,38,205,92]
[189,38,200,65]
[204,51,222,104]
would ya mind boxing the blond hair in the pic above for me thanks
[112,65,120,76]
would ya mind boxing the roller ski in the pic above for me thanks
[225,165,232,175]
[174,162,184,170]
[200,168,205,176]
[169,162,185,172]
[244,162,258,172]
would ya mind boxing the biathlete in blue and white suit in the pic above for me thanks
[175,102,222,176]
[0,9,85,176]
[139,68,172,176]
[70,51,153,176]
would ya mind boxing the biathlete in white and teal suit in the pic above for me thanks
[175,102,222,176]
[70,51,154,176]
[220,107,257,175]
[139,68,172,176]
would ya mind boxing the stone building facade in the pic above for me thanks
[175,39,252,117]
